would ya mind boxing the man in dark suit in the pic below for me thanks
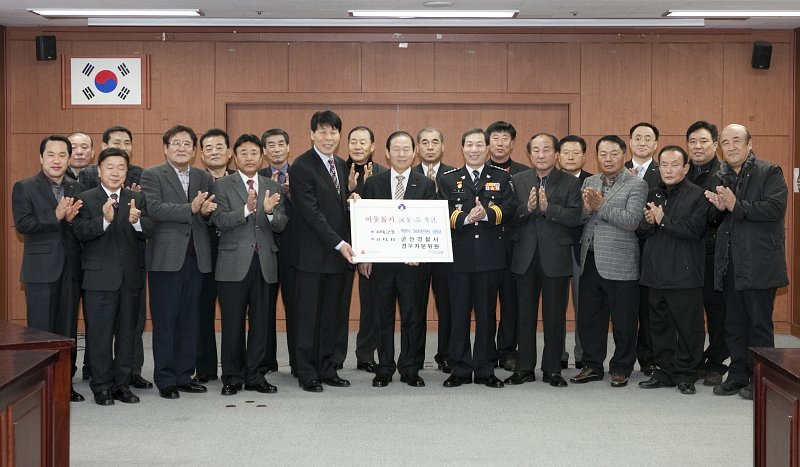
[570,135,647,388]
[211,134,288,396]
[413,127,455,373]
[557,134,593,370]
[258,129,295,374]
[78,125,150,389]
[625,122,662,376]
[705,123,788,400]
[337,126,385,372]
[72,147,152,405]
[486,121,529,372]
[289,110,358,393]
[636,146,708,395]
[439,128,516,389]
[12,135,86,402]
[506,133,582,387]
[140,125,216,399]
[684,120,728,387]
[193,128,234,383]
[358,131,437,388]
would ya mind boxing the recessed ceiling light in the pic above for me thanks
[349,10,518,18]
[27,8,201,18]
[665,10,800,17]
[423,1,455,7]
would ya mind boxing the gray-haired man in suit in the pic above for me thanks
[140,125,217,399]
[211,134,288,396]
[570,135,647,388]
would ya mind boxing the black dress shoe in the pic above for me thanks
[221,383,242,396]
[570,367,602,384]
[713,380,748,396]
[504,371,536,385]
[159,386,180,399]
[443,374,471,388]
[437,360,453,374]
[400,373,425,387]
[93,390,114,406]
[245,382,278,393]
[177,382,208,393]
[357,361,377,373]
[474,375,504,388]
[641,364,657,377]
[638,377,675,389]
[131,375,153,389]
[738,383,753,400]
[70,386,85,402]
[321,376,351,387]
[498,358,516,372]
[678,382,697,395]
[372,374,391,387]
[300,379,323,393]
[543,373,568,387]
[112,387,140,403]
[192,374,218,383]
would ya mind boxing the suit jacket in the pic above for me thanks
[438,164,516,273]
[72,187,152,291]
[579,169,648,281]
[79,163,143,190]
[362,169,437,281]
[288,148,351,274]
[12,173,84,283]
[210,173,288,283]
[625,159,661,189]
[509,169,582,277]
[568,169,594,262]
[140,162,214,273]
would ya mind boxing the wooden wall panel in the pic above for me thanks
[652,43,724,136]
[722,42,792,135]
[361,42,435,93]
[0,26,5,321]
[215,42,288,93]
[580,43,652,136]
[7,41,73,133]
[434,43,507,93]
[288,42,361,93]
[508,43,581,94]
[143,41,215,134]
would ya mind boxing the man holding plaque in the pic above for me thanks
[358,131,437,388]
[438,128,516,388]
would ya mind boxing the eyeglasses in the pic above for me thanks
[169,140,194,149]
[633,136,654,144]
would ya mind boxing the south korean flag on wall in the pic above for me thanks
[70,58,142,105]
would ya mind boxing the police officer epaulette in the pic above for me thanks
[441,167,459,175]
[487,165,510,173]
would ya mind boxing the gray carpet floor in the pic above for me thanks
[70,332,800,466]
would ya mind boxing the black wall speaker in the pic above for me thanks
[751,41,772,70]
[35,35,57,61]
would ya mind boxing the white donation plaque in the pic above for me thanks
[351,199,453,263]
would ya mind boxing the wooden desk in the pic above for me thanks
[0,322,73,466]
[0,350,59,467]
[752,347,800,467]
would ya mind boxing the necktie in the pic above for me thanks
[636,165,644,178]
[394,175,405,200]
[472,169,480,187]
[278,171,286,185]
[51,184,64,202]
[328,157,341,193]
[246,179,255,192]
[427,165,435,180]
[109,193,119,208]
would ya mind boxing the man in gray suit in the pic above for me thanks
[140,125,217,399]
[506,133,582,387]
[211,134,288,396]
[570,135,647,388]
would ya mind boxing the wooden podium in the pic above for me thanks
[751,347,800,467]
[0,321,73,466]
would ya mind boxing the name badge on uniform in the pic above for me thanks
[485,182,500,191]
